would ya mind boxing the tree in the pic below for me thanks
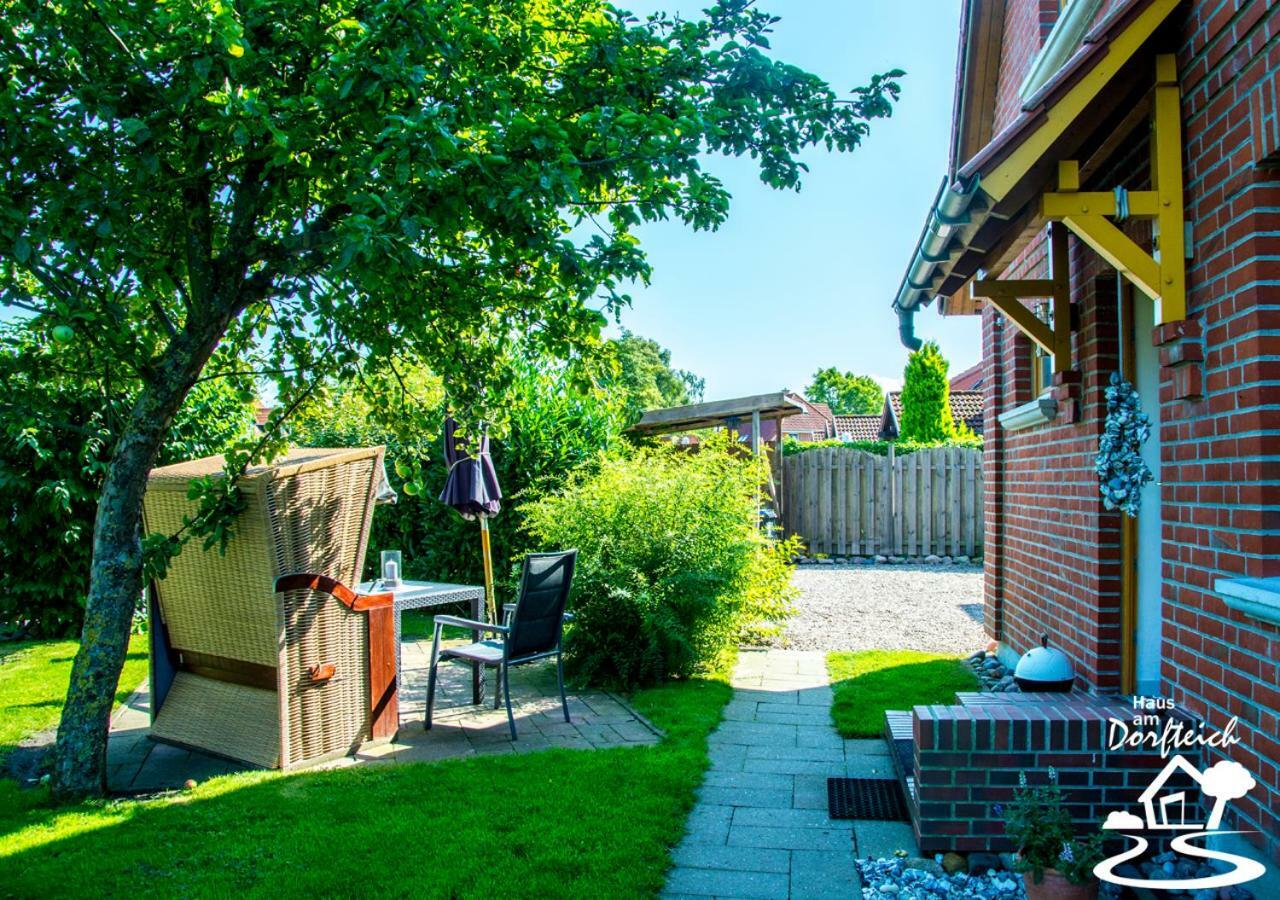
[898,341,970,443]
[0,0,901,797]
[805,367,884,415]
[608,330,704,415]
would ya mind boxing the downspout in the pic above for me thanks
[897,304,923,351]
[891,176,982,350]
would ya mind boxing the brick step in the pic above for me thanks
[884,710,921,834]
[955,691,1129,711]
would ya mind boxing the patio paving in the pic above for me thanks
[106,636,658,792]
[663,648,918,899]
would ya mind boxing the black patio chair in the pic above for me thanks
[425,550,577,740]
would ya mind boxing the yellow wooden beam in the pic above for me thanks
[1041,190,1160,219]
[1061,212,1162,300]
[971,279,1056,298]
[1049,222,1072,371]
[979,292,1056,354]
[981,0,1181,203]
[1152,53,1186,322]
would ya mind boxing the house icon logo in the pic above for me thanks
[1093,755,1266,890]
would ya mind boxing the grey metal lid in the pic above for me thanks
[1014,634,1075,683]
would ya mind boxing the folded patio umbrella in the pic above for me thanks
[438,416,502,624]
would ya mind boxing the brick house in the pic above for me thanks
[887,0,1279,873]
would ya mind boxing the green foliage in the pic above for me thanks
[523,435,797,688]
[1003,770,1105,885]
[826,650,977,738]
[606,330,704,418]
[0,667,733,896]
[0,337,255,637]
[805,368,884,415]
[0,637,149,765]
[0,0,902,792]
[898,341,973,443]
[290,354,627,589]
[781,435,981,456]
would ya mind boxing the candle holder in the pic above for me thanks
[380,550,402,588]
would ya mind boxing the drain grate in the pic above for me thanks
[827,777,910,821]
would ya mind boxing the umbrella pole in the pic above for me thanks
[479,515,497,624]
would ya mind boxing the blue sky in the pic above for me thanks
[609,0,979,399]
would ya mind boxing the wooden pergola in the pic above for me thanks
[629,391,808,518]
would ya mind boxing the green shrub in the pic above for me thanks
[899,340,974,443]
[0,338,255,637]
[290,355,626,589]
[522,435,798,688]
[781,435,981,456]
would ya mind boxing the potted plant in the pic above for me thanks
[1002,768,1104,899]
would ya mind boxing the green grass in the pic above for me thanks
[826,649,978,738]
[0,665,732,897]
[0,636,149,764]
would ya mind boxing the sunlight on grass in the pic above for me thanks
[826,649,977,738]
[0,664,732,897]
[0,636,149,762]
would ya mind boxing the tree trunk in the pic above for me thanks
[52,320,236,799]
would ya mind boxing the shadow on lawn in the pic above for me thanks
[1,676,734,898]
[827,651,978,739]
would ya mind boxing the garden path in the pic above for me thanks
[663,648,916,899]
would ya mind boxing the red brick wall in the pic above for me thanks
[978,0,1280,862]
[993,0,1060,132]
[912,696,1192,854]
[1161,0,1280,855]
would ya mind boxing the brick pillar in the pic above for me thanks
[982,306,1006,641]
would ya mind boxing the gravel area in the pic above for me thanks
[775,564,986,654]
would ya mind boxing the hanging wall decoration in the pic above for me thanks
[1095,371,1153,516]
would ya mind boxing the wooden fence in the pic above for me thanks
[781,447,983,557]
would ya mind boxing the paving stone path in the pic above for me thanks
[664,648,917,899]
[105,638,657,791]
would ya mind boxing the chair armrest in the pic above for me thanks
[434,614,508,635]
[276,573,392,611]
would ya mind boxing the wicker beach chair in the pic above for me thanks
[143,447,397,769]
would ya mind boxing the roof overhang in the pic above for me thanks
[891,0,1182,347]
[629,391,808,436]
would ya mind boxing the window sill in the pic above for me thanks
[997,395,1058,432]
[1215,577,1280,627]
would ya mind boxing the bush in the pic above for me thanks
[899,341,974,443]
[522,435,797,689]
[0,338,255,637]
[781,435,981,456]
[290,355,626,589]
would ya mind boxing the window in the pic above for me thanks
[1030,300,1054,395]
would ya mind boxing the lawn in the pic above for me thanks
[826,649,978,738]
[0,666,731,897]
[1,636,149,766]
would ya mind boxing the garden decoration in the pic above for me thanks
[438,417,503,625]
[1095,372,1152,516]
[1002,768,1105,899]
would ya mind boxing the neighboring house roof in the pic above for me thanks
[950,391,984,434]
[832,415,882,442]
[880,391,985,438]
[255,404,273,427]
[950,362,984,392]
[781,400,835,438]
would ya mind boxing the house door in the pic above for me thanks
[1131,292,1164,696]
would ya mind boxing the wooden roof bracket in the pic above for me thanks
[1038,54,1187,325]
[970,221,1074,375]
